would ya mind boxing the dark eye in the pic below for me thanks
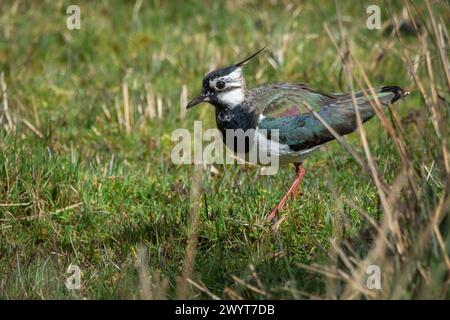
[216,80,226,90]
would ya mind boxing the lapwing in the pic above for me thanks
[186,47,409,221]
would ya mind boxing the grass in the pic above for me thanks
[0,0,449,299]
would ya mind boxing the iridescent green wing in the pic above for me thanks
[253,84,407,150]
[250,83,337,117]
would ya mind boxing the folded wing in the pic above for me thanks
[253,83,408,151]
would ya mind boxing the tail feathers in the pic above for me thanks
[380,86,410,103]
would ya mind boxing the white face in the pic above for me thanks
[218,88,245,107]
[209,67,245,108]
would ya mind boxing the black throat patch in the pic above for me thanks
[215,104,259,154]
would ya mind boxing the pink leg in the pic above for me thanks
[267,163,305,222]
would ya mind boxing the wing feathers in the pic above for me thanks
[254,83,408,151]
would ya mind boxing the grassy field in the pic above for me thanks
[0,0,449,299]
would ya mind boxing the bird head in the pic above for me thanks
[186,46,267,110]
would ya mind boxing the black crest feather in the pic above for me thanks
[235,45,268,67]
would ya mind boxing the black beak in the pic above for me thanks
[186,93,209,109]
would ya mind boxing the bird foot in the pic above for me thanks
[266,187,299,222]
[267,206,282,222]
[266,164,305,223]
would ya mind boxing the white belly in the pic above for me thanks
[242,129,320,166]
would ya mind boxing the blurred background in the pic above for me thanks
[0,0,449,299]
